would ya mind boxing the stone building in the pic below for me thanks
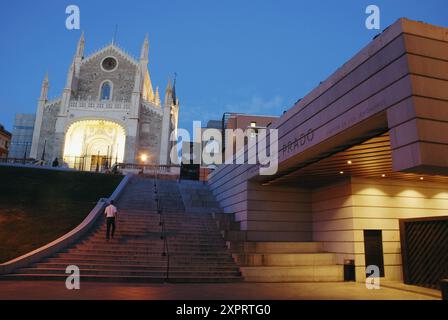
[0,124,11,158]
[30,33,179,169]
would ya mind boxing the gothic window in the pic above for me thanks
[100,81,112,100]
[101,57,118,71]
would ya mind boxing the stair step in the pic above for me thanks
[232,252,337,266]
[56,253,235,262]
[46,258,238,267]
[34,263,240,271]
[66,249,232,256]
[0,273,243,283]
[16,268,242,277]
[82,239,226,246]
[240,265,344,282]
[228,241,324,253]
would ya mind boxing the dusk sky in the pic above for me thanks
[0,0,446,133]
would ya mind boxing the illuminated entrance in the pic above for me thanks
[63,120,126,171]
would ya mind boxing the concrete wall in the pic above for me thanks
[312,179,354,265]
[312,177,448,282]
[208,164,312,241]
[388,27,448,175]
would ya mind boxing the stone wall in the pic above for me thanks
[208,164,313,241]
[75,47,137,102]
[37,102,60,162]
[137,105,163,164]
[312,177,448,282]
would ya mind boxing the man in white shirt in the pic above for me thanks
[104,200,118,241]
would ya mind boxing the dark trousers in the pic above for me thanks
[106,217,116,239]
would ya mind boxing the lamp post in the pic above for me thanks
[105,146,110,170]
[23,142,30,164]
[95,150,100,172]
[41,140,46,164]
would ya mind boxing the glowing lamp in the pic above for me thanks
[140,153,148,163]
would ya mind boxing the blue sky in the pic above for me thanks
[0,0,446,133]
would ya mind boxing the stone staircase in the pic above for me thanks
[214,213,344,282]
[229,241,343,282]
[0,176,242,283]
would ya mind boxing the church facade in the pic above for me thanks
[30,33,179,169]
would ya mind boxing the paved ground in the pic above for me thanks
[0,281,440,300]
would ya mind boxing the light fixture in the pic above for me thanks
[347,160,352,165]
[381,174,386,178]
[140,153,148,162]
[339,171,344,174]
[420,177,424,180]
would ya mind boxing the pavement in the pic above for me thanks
[0,281,440,300]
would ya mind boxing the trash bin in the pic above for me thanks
[440,279,448,301]
[343,259,355,282]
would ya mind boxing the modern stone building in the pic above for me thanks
[208,19,448,288]
[8,114,35,159]
[30,33,179,169]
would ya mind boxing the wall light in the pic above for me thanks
[339,171,344,174]
[347,160,352,165]
[140,153,148,163]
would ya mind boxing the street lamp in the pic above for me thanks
[140,153,148,163]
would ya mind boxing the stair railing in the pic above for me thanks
[154,168,170,281]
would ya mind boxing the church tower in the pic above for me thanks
[159,78,179,165]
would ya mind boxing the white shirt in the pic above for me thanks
[105,204,117,218]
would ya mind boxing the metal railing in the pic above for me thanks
[118,163,179,173]
[153,169,170,281]
[0,157,40,165]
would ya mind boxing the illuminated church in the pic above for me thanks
[30,33,179,169]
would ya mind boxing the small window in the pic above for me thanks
[100,82,112,100]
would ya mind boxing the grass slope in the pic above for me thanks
[0,166,123,263]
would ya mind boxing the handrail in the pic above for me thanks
[153,168,170,281]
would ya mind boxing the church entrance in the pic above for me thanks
[63,120,126,171]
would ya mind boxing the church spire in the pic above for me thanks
[76,31,85,57]
[40,72,49,101]
[164,79,173,107]
[172,73,177,105]
[65,61,75,89]
[155,86,160,106]
[140,33,149,61]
